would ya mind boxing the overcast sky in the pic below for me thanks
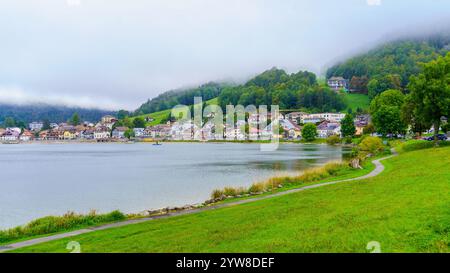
[0,0,449,110]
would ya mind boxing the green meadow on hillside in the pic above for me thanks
[12,146,450,253]
[344,93,370,112]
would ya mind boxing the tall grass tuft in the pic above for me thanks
[209,161,349,202]
[0,210,126,245]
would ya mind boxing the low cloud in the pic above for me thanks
[0,86,122,110]
[367,0,382,6]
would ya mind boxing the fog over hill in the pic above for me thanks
[1,0,450,110]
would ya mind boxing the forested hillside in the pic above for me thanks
[326,34,450,98]
[218,68,346,112]
[134,82,230,115]
[0,104,115,126]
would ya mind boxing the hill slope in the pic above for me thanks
[327,34,450,98]
[13,146,450,253]
[0,104,115,126]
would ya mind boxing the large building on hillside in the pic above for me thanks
[327,76,349,92]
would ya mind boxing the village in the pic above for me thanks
[0,110,372,143]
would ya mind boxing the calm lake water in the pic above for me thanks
[0,143,350,229]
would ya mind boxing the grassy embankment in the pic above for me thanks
[10,143,450,253]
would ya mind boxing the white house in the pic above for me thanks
[29,122,44,131]
[94,127,110,140]
[133,128,145,138]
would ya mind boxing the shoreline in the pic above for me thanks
[1,139,347,146]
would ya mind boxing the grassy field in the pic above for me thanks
[12,146,450,253]
[344,93,370,112]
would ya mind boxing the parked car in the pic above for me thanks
[423,134,448,141]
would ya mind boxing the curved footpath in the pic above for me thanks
[0,150,398,253]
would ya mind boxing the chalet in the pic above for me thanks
[280,119,301,139]
[80,129,95,139]
[285,112,306,125]
[39,130,49,140]
[0,129,20,141]
[112,127,128,139]
[101,115,117,124]
[317,121,341,138]
[327,76,349,92]
[20,130,34,141]
[94,126,110,140]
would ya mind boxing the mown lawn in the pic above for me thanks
[344,93,370,112]
[12,147,450,253]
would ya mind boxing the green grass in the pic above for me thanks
[132,98,219,127]
[344,93,370,112]
[11,146,450,253]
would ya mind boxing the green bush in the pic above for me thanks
[326,135,341,145]
[0,210,126,245]
[302,124,318,142]
[358,136,385,154]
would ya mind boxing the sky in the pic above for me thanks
[0,0,449,110]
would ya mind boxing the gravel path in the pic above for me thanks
[0,151,397,253]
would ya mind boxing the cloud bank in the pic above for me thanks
[0,0,449,110]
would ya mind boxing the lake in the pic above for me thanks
[0,143,350,229]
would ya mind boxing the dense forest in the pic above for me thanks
[134,82,229,115]
[326,34,450,98]
[0,103,115,126]
[218,68,346,112]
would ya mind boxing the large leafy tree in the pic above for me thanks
[407,53,450,139]
[133,117,146,128]
[370,89,407,136]
[301,123,318,142]
[341,114,356,137]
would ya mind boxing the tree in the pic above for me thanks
[341,114,356,138]
[71,112,80,126]
[368,74,402,100]
[301,123,318,142]
[370,89,407,137]
[407,53,450,141]
[401,94,431,137]
[42,119,51,130]
[4,117,15,127]
[133,117,146,128]
[117,110,130,120]
[363,123,375,135]
[124,129,135,139]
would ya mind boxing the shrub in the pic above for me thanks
[358,136,384,154]
[326,135,341,145]
[223,187,238,197]
[211,189,224,199]
[248,183,265,194]
[0,210,126,244]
